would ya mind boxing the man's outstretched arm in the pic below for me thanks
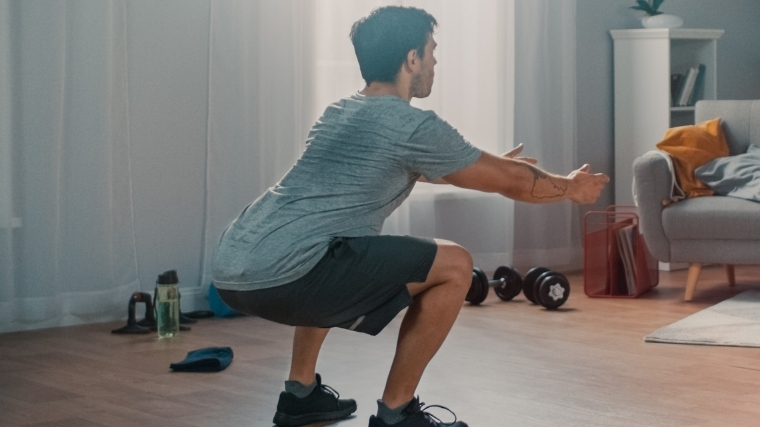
[441,151,609,204]
[418,143,537,185]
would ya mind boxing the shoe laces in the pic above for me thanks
[319,383,340,399]
[408,398,458,426]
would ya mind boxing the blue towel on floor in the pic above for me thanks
[170,346,234,372]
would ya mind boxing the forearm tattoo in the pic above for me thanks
[527,165,567,199]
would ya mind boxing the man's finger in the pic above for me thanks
[595,173,610,182]
[503,143,524,158]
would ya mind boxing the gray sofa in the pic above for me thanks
[632,100,760,301]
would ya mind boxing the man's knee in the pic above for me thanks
[434,239,473,288]
[407,239,473,297]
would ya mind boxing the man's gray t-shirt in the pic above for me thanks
[212,93,482,291]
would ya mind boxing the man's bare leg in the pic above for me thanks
[288,326,329,385]
[381,239,473,408]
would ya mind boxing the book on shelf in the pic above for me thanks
[676,67,698,106]
[670,73,684,106]
[673,64,706,107]
[689,64,707,106]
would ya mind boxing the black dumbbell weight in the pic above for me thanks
[466,268,490,305]
[466,266,523,305]
[492,265,523,301]
[522,267,550,305]
[522,267,570,310]
[535,272,570,309]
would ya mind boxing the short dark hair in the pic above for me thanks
[350,6,437,85]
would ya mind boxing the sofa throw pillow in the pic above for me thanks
[656,117,729,198]
[695,144,760,202]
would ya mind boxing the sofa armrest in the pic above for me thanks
[632,151,672,262]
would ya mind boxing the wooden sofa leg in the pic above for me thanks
[726,264,736,287]
[684,263,702,301]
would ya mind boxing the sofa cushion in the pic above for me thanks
[662,195,760,241]
[656,118,729,198]
[696,144,760,202]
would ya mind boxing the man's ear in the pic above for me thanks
[403,49,420,73]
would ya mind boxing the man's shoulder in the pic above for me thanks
[338,93,433,117]
[350,95,437,131]
[314,94,442,144]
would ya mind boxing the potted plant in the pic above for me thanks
[630,0,683,28]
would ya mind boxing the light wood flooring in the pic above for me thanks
[2,264,760,427]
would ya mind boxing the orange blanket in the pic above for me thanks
[656,118,729,198]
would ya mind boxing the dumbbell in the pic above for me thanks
[466,266,522,305]
[521,267,570,310]
[466,266,570,309]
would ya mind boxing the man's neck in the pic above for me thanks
[360,80,411,101]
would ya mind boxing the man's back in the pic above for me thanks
[211,93,480,290]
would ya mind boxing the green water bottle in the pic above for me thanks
[156,270,180,338]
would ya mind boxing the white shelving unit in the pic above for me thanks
[611,28,723,206]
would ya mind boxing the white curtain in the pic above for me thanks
[513,0,579,271]
[0,0,139,333]
[0,0,14,305]
[200,0,318,287]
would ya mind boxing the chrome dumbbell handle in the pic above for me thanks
[487,278,507,287]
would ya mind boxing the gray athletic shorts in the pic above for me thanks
[216,235,438,336]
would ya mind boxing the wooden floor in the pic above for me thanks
[2,265,760,427]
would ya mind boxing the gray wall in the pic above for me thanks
[576,0,760,211]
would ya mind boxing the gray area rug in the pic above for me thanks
[645,290,760,347]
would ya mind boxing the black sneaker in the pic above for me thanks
[368,396,468,427]
[273,373,357,427]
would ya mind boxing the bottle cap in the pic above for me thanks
[157,270,179,284]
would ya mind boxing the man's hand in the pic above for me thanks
[501,143,537,165]
[566,164,609,204]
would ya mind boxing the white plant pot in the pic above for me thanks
[641,14,684,29]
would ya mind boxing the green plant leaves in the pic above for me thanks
[630,0,665,16]
[636,0,653,12]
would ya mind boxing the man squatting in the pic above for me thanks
[211,6,608,427]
